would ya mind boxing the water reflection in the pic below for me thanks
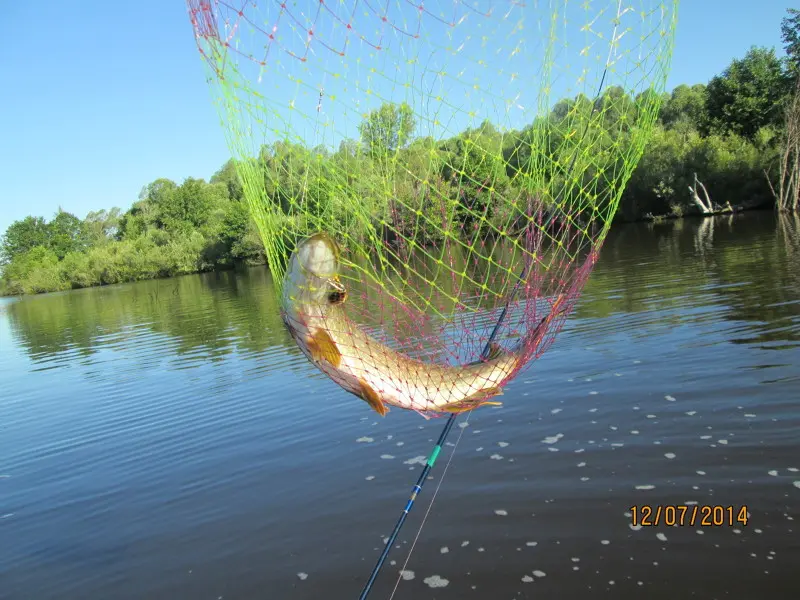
[1,211,799,600]
[5,210,798,369]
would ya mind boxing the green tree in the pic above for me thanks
[358,102,416,160]
[704,46,791,139]
[84,208,121,244]
[781,8,800,76]
[211,159,244,201]
[47,209,91,259]
[1,216,49,263]
[659,84,706,130]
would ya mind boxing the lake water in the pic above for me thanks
[1,211,799,600]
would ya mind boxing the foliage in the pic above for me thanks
[3,10,800,296]
[782,8,800,76]
[703,47,791,139]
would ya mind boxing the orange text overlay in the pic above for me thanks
[629,505,749,527]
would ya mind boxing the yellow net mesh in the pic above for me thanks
[188,0,677,416]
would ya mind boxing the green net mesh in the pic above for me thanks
[187,0,677,417]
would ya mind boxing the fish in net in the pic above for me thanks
[187,0,678,417]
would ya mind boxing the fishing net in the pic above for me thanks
[187,0,677,417]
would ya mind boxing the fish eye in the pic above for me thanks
[328,289,347,305]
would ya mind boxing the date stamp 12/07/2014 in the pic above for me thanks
[629,505,749,527]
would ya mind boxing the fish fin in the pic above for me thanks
[306,329,342,368]
[441,387,505,413]
[465,342,507,366]
[484,342,505,361]
[358,379,388,416]
[469,385,503,400]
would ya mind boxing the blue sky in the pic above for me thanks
[0,1,794,234]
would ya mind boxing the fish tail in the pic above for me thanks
[440,386,504,414]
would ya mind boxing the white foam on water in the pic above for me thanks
[589,391,598,395]
[635,484,655,490]
[542,434,563,444]
[600,540,610,545]
[380,455,395,460]
[793,481,800,489]
[665,395,676,401]
[399,570,415,581]
[631,430,639,434]
[458,422,469,429]
[646,414,656,419]
[490,454,503,460]
[697,470,706,475]
[533,570,546,577]
[477,547,485,552]
[476,447,484,451]
[664,453,676,459]
[629,524,643,531]
[686,411,697,416]
[551,408,562,414]
[696,530,704,535]
[575,448,585,453]
[365,475,375,481]
[498,441,509,448]
[656,533,667,542]
[440,546,449,554]
[356,437,374,443]
[548,447,559,452]
[297,572,308,580]
[396,442,404,446]
[768,470,778,476]
[718,439,728,445]
[526,541,538,547]
[744,413,756,418]
[589,408,598,413]
[404,456,427,465]
[577,462,586,467]
[522,575,534,583]
[571,557,580,562]
[787,468,798,472]
[495,509,508,516]
[580,477,590,482]
[461,540,469,547]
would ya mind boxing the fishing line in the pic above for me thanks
[357,20,617,598]
[387,409,473,600]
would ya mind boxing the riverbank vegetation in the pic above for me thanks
[3,10,800,296]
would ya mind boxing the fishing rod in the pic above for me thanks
[357,56,613,600]
[357,268,529,600]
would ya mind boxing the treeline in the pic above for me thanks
[2,10,799,296]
